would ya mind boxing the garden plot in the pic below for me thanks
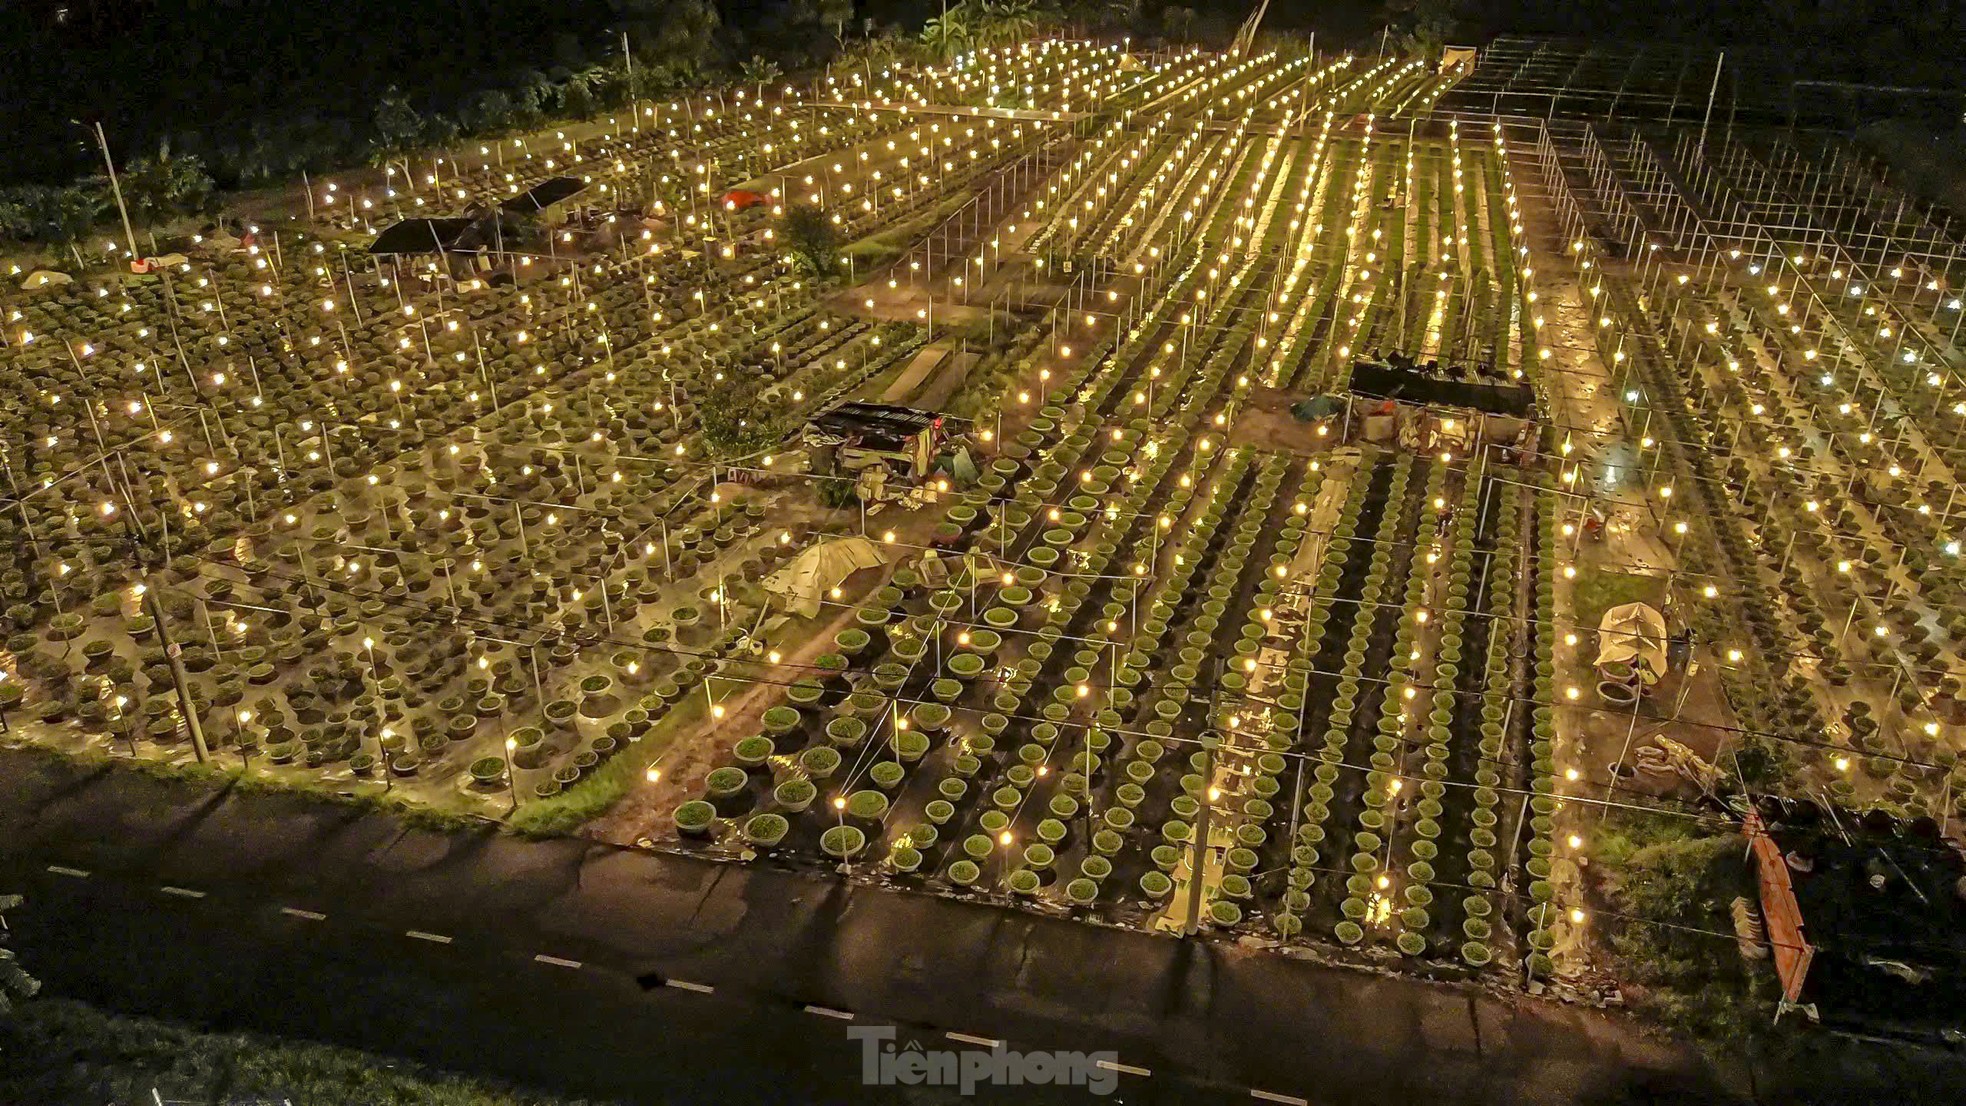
[0,38,1637,987]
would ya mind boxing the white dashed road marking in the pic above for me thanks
[946,1031,1002,1048]
[405,930,453,944]
[159,886,206,899]
[534,954,583,969]
[664,978,716,994]
[1251,1091,1310,1106]
[280,907,327,921]
[45,865,90,878]
[1096,1059,1150,1078]
[803,1004,855,1020]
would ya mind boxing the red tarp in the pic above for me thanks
[1743,809,1815,1003]
[721,190,769,211]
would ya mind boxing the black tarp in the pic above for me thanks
[501,176,588,216]
[1348,355,1535,417]
[369,217,477,256]
[806,402,945,452]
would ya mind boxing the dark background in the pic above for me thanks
[0,0,1960,191]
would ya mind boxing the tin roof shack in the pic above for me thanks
[1759,797,1966,1039]
[804,402,959,481]
[1343,352,1537,456]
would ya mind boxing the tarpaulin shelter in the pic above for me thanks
[763,537,886,617]
[1596,601,1668,684]
[805,402,961,479]
[721,189,770,211]
[501,176,588,223]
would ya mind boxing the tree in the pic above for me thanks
[0,183,107,265]
[371,91,428,161]
[0,893,39,1015]
[920,6,974,59]
[1384,0,1455,59]
[782,202,837,276]
[1161,5,1197,41]
[980,0,1043,47]
[817,0,855,46]
[740,55,784,90]
[698,384,781,458]
[121,141,213,222]
[614,0,721,73]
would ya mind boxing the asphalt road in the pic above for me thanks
[0,747,1756,1104]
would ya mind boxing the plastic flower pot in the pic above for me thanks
[774,778,817,812]
[845,790,889,821]
[674,800,717,837]
[731,735,775,767]
[890,730,930,761]
[819,713,867,747]
[820,825,867,859]
[800,745,842,779]
[704,767,748,799]
[743,813,789,848]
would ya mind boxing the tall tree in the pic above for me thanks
[782,202,838,276]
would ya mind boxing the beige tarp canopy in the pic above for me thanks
[20,270,72,289]
[763,537,886,617]
[1597,601,1668,685]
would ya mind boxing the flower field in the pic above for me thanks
[28,31,1928,998]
